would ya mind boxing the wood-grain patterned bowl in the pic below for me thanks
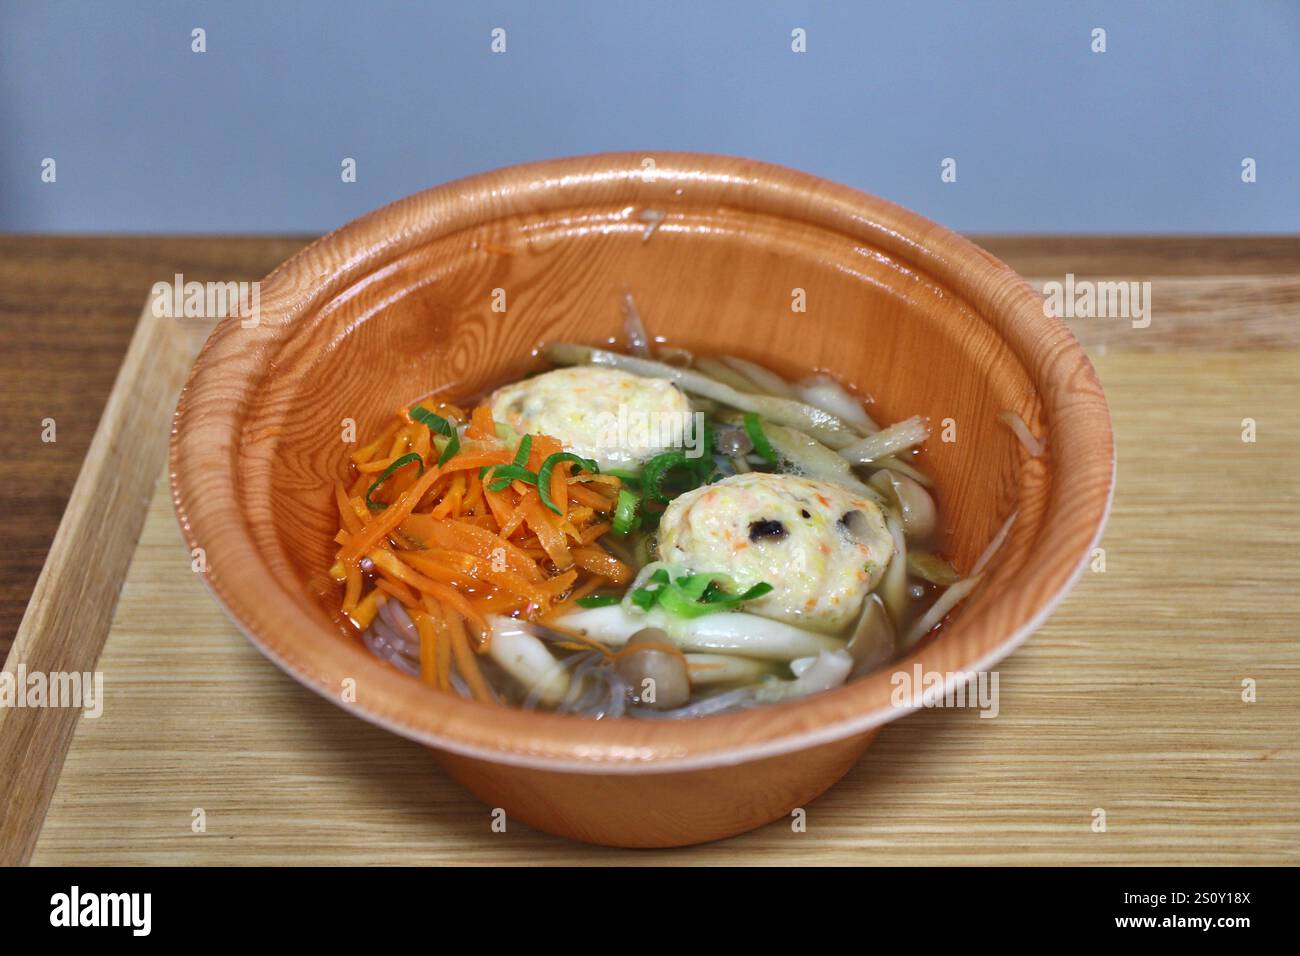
[170,152,1113,848]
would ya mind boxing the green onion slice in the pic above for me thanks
[603,467,643,484]
[436,430,461,466]
[412,406,461,465]
[536,452,600,514]
[410,405,455,437]
[485,464,538,493]
[743,412,779,465]
[612,488,641,536]
[365,452,425,511]
[575,594,621,609]
[636,569,774,618]
[629,568,671,610]
[660,579,773,617]
[512,434,533,467]
[641,451,696,504]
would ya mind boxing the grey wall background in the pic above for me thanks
[2,0,1296,234]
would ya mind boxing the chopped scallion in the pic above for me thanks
[743,412,779,465]
[364,452,425,511]
[536,452,599,514]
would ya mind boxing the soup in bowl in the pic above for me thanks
[170,152,1113,846]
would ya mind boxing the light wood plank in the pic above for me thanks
[1040,275,1300,351]
[0,303,194,865]
[30,349,1299,864]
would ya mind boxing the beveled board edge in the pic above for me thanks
[0,301,203,865]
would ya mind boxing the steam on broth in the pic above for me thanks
[329,301,981,719]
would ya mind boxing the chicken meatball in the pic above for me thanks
[489,367,694,470]
[657,472,894,633]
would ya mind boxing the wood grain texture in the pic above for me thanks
[167,157,1113,849]
[0,236,310,660]
[976,235,1300,278]
[0,301,195,865]
[31,347,1299,863]
[0,235,1286,662]
[7,232,1297,861]
[1042,275,1300,351]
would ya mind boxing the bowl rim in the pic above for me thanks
[170,150,1115,773]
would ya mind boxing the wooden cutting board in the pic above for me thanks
[7,269,1299,865]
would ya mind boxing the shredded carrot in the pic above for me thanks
[342,563,363,611]
[430,474,466,518]
[569,576,605,602]
[545,627,614,658]
[566,506,595,527]
[567,482,614,512]
[334,398,640,688]
[525,433,564,470]
[414,473,452,512]
[580,521,612,544]
[446,610,494,701]
[404,549,549,609]
[469,589,529,617]
[388,550,478,590]
[351,589,386,629]
[335,482,364,534]
[498,492,531,538]
[549,460,570,515]
[402,517,543,581]
[521,493,572,568]
[439,451,512,474]
[538,568,579,596]
[366,550,491,646]
[385,424,414,461]
[410,425,432,464]
[468,405,496,440]
[544,576,605,619]
[483,486,515,529]
[421,599,454,692]
[375,577,420,607]
[356,453,409,474]
[340,466,443,561]
[571,546,633,585]
[413,610,439,689]
[351,420,402,465]
[571,473,622,489]
[462,471,484,513]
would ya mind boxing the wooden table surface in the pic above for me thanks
[0,237,311,661]
[3,236,1298,864]
[4,235,1297,662]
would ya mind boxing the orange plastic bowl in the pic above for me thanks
[171,153,1114,847]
